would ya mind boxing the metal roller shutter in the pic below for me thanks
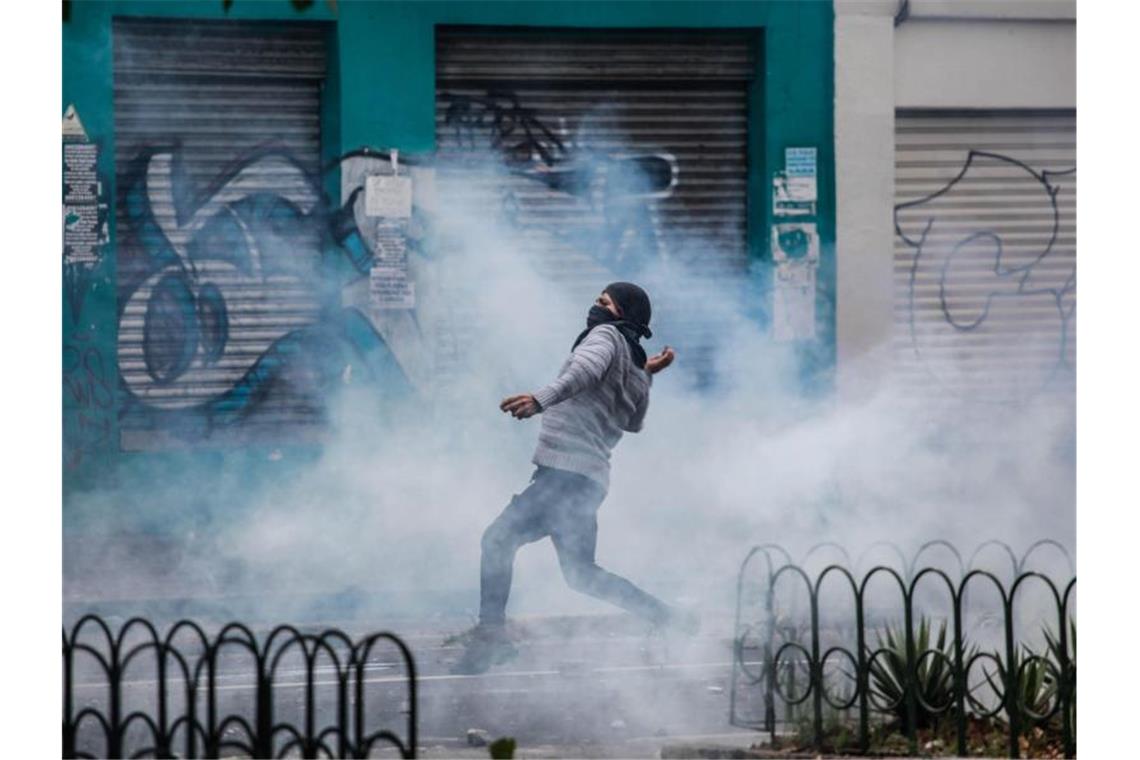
[113,18,327,449]
[434,28,754,387]
[892,111,1076,405]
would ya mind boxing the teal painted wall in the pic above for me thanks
[63,2,118,487]
[62,0,834,511]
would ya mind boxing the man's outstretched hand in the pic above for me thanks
[501,347,673,418]
[645,346,675,375]
[500,394,540,419]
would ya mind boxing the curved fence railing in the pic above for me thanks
[729,539,1075,758]
[63,615,417,759]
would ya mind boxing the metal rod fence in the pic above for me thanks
[729,540,1075,758]
[63,615,417,759]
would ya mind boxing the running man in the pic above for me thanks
[454,282,697,674]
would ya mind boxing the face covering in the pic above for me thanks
[586,304,616,331]
[573,302,650,369]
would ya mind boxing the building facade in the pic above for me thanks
[63,0,1076,532]
[834,0,1076,403]
[62,0,836,503]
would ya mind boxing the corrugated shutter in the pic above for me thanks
[434,28,754,388]
[893,111,1076,404]
[113,18,327,449]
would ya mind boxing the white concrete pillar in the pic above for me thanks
[834,0,898,400]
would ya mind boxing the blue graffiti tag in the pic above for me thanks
[117,145,410,432]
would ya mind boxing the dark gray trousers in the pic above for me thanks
[479,465,671,626]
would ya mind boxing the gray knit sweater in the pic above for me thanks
[531,324,652,490]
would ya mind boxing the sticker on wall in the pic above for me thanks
[62,104,106,269]
[773,146,818,218]
[62,104,89,142]
[366,174,413,219]
[370,265,416,310]
[773,173,816,217]
[364,158,416,310]
[367,217,414,309]
[771,222,820,342]
[785,147,817,180]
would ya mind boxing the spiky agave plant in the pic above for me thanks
[1043,619,1075,684]
[984,645,1057,721]
[988,620,1074,725]
[868,617,973,732]
[1044,619,1076,740]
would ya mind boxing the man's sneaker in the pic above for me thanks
[450,625,519,675]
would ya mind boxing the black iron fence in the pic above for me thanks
[63,615,417,758]
[729,539,1075,758]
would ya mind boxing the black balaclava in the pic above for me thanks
[572,281,653,369]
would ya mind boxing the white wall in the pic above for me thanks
[833,0,1076,396]
[834,0,897,399]
[896,20,1076,108]
[904,0,1075,21]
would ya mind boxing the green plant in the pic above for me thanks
[1044,618,1076,736]
[785,704,856,754]
[1044,618,1076,673]
[985,620,1075,728]
[869,617,974,733]
[984,645,1056,720]
[488,737,516,759]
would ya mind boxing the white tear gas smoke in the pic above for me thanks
[64,132,1073,749]
[65,137,1074,618]
[233,152,1071,618]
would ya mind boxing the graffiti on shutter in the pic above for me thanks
[893,112,1076,405]
[434,29,755,388]
[113,20,413,450]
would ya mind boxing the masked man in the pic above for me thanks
[454,282,696,674]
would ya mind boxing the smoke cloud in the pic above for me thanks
[66,136,1075,615]
[63,134,1074,751]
